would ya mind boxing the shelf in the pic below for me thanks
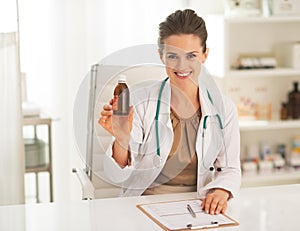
[239,120,300,131]
[224,15,300,24]
[26,165,50,173]
[205,14,300,188]
[23,116,52,126]
[226,68,300,78]
[242,170,300,187]
[23,116,53,202]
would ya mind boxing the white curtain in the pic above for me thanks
[0,32,25,205]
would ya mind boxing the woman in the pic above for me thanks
[99,9,241,215]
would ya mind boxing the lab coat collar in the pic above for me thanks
[158,78,171,115]
[198,66,225,122]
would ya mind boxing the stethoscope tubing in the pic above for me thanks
[155,77,169,158]
[155,78,228,171]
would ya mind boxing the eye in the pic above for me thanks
[187,53,197,60]
[166,53,178,60]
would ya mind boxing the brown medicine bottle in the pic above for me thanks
[288,82,300,119]
[280,102,288,120]
[113,75,130,116]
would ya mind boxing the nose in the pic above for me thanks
[176,56,188,70]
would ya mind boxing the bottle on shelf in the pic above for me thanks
[280,102,288,120]
[291,135,300,169]
[113,75,130,116]
[287,81,300,119]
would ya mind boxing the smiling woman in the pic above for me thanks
[99,9,241,216]
[162,35,204,119]
[161,34,207,108]
[157,10,209,107]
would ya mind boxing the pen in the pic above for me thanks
[187,223,219,230]
[187,204,196,218]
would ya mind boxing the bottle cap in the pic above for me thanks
[118,74,126,83]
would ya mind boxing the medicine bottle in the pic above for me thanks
[288,81,300,119]
[113,75,130,116]
[280,102,288,120]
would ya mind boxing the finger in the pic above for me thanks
[221,202,228,214]
[128,106,134,122]
[100,115,111,123]
[215,200,226,215]
[129,106,134,116]
[101,110,112,117]
[103,104,113,111]
[98,116,113,134]
[201,199,205,210]
[112,95,118,111]
[203,194,213,214]
[109,98,114,105]
[209,198,218,215]
[98,117,107,125]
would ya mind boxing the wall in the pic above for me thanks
[0,0,18,32]
[18,0,89,202]
[19,0,191,202]
[189,0,224,15]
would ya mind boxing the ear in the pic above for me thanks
[201,48,209,63]
[158,49,165,64]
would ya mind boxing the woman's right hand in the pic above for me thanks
[98,97,134,147]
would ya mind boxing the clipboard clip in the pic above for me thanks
[187,222,219,230]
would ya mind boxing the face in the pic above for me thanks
[160,34,208,90]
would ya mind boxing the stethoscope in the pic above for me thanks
[154,77,228,172]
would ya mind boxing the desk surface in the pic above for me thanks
[1,184,299,231]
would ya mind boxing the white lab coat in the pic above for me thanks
[103,69,241,198]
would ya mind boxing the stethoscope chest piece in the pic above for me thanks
[153,155,162,168]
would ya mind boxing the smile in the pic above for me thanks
[175,71,192,79]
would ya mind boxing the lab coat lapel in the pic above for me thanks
[158,79,173,163]
[197,66,224,169]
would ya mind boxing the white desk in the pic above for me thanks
[0,184,299,231]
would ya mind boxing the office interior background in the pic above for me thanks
[1,0,300,205]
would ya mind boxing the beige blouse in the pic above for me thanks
[143,108,201,195]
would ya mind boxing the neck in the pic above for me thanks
[170,84,200,118]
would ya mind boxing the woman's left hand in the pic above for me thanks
[201,188,230,215]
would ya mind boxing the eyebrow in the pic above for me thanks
[188,51,200,54]
[166,51,200,55]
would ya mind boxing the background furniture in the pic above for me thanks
[205,14,300,186]
[73,63,167,199]
[73,45,167,199]
[23,116,53,202]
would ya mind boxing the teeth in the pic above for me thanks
[177,72,190,77]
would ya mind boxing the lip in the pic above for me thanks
[174,71,192,79]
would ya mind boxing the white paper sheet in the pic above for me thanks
[139,199,236,230]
